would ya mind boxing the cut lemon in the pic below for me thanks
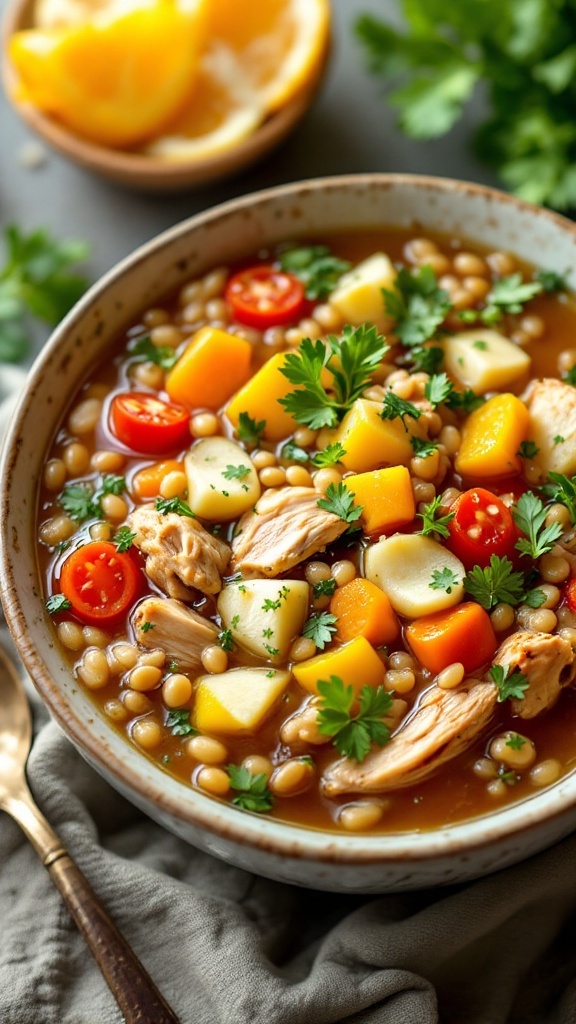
[143,0,330,161]
[8,0,209,147]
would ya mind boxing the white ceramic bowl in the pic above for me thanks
[3,174,576,893]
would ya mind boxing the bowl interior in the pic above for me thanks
[4,174,576,888]
[1,0,329,190]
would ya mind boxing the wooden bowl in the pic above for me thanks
[1,0,330,191]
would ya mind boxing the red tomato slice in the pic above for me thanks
[445,487,518,569]
[59,541,140,625]
[110,392,190,454]
[225,265,305,328]
[565,577,576,613]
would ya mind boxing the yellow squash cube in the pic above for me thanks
[325,399,426,473]
[165,325,252,410]
[349,465,415,534]
[292,636,385,696]
[225,352,298,441]
[194,668,290,735]
[456,393,529,479]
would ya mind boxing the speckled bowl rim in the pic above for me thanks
[3,172,576,867]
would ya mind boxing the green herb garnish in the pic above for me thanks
[302,612,338,650]
[155,496,196,518]
[114,526,137,552]
[429,566,460,593]
[517,441,540,460]
[490,664,530,703]
[236,412,266,446]
[312,577,337,599]
[416,495,455,539]
[60,483,101,523]
[317,482,363,524]
[512,491,564,558]
[166,709,197,737]
[541,472,576,523]
[317,676,393,762]
[218,629,235,652]
[222,464,251,481]
[45,594,71,614]
[129,334,178,370]
[228,764,273,813]
[464,554,545,610]
[424,372,453,407]
[312,442,347,467]
[380,392,421,428]
[382,265,452,347]
[278,245,351,300]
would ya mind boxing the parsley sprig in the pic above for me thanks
[317,482,363,524]
[129,334,178,370]
[479,274,543,324]
[166,709,197,737]
[489,664,529,703]
[278,245,351,300]
[222,464,251,481]
[312,442,347,467]
[236,412,266,446]
[382,265,452,347]
[228,765,273,813]
[278,324,388,429]
[0,225,89,363]
[302,612,338,650]
[429,567,460,593]
[114,525,136,552]
[417,495,455,539]
[45,594,71,614]
[512,492,564,559]
[155,496,196,519]
[464,555,545,610]
[541,472,576,523]
[380,392,421,428]
[317,677,394,762]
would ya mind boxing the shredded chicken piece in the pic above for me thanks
[129,507,230,598]
[523,378,576,478]
[231,486,348,577]
[132,596,218,669]
[492,629,576,718]
[322,682,497,796]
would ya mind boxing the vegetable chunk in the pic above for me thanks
[194,668,290,734]
[405,602,497,674]
[330,252,397,329]
[217,578,309,663]
[523,378,576,477]
[350,464,415,534]
[226,352,299,440]
[442,328,530,392]
[185,436,260,520]
[364,533,465,617]
[293,636,385,696]
[330,577,399,646]
[323,398,427,473]
[165,326,251,410]
[456,393,529,478]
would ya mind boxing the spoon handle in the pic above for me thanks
[6,786,180,1024]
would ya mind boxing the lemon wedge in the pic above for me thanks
[8,0,209,147]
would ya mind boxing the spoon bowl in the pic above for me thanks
[0,644,179,1024]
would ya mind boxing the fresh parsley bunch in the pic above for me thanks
[356,1,576,210]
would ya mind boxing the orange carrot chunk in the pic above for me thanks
[132,459,184,499]
[165,325,252,410]
[405,601,497,675]
[330,577,399,646]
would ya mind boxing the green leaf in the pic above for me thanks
[302,612,338,650]
[114,526,136,552]
[505,733,527,750]
[464,555,530,610]
[382,265,452,347]
[444,388,485,414]
[129,334,179,370]
[278,245,351,300]
[540,472,576,524]
[317,676,393,762]
[228,764,273,813]
[155,496,196,519]
[166,709,197,737]
[380,391,422,428]
[489,664,529,703]
[429,566,460,593]
[517,440,540,459]
[317,482,363,523]
[409,345,444,374]
[535,268,568,293]
[60,483,101,523]
[281,440,310,463]
[222,464,251,481]
[512,491,564,558]
[424,372,453,407]
[45,593,71,614]
[100,474,127,496]
[236,412,266,446]
[312,442,347,467]
[391,63,479,138]
[312,577,337,599]
[410,436,438,459]
[416,494,454,539]
[481,273,543,322]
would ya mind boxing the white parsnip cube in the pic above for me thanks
[442,328,531,392]
[218,579,309,663]
[330,253,397,329]
[364,533,465,617]
[194,667,291,734]
[185,437,260,521]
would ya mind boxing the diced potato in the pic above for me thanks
[292,636,385,696]
[330,253,397,329]
[218,579,309,663]
[165,326,252,410]
[225,352,298,441]
[524,378,576,478]
[364,533,465,617]
[185,436,260,520]
[455,393,529,479]
[442,328,531,393]
[349,465,415,534]
[320,398,427,474]
[194,667,290,734]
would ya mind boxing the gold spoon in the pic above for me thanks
[0,644,180,1024]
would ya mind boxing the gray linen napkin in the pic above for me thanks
[1,621,576,1024]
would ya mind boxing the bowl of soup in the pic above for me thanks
[4,173,576,892]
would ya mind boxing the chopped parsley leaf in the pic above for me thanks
[409,345,444,374]
[114,525,136,552]
[60,483,101,523]
[429,566,460,593]
[317,482,363,524]
[464,555,544,610]
[228,764,273,813]
[424,372,453,407]
[155,496,196,518]
[218,629,235,652]
[45,593,71,614]
[312,577,337,600]
[222,464,251,481]
[281,440,309,463]
[554,435,565,446]
[236,412,266,446]
[512,491,564,558]
[166,709,197,737]
[380,391,421,428]
[490,664,529,703]
[517,440,540,459]
[317,676,393,762]
[410,436,438,458]
[540,472,576,524]
[129,334,179,370]
[506,733,527,751]
[444,388,485,414]
[302,612,338,650]
[382,264,452,347]
[416,494,454,539]
[278,245,351,300]
[139,621,155,632]
[312,442,347,467]
[535,269,567,293]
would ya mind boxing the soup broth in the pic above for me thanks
[38,229,576,834]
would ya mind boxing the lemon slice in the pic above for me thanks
[143,0,329,161]
[8,0,209,147]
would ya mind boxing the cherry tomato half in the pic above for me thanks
[565,577,576,614]
[59,541,140,625]
[445,487,518,569]
[225,265,305,328]
[110,392,190,454]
